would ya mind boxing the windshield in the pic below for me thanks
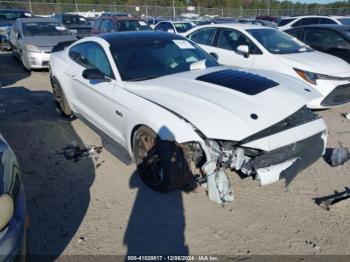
[338,18,350,25]
[0,10,31,21]
[23,22,70,36]
[174,23,193,33]
[247,28,313,54]
[63,16,90,25]
[117,20,151,31]
[110,37,219,81]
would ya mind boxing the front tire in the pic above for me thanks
[133,126,189,192]
[51,77,73,117]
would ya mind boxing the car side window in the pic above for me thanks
[188,28,217,46]
[100,19,114,32]
[217,28,262,54]
[69,42,114,79]
[304,28,350,49]
[154,22,165,31]
[286,28,303,40]
[93,19,102,29]
[319,18,337,24]
[293,18,320,27]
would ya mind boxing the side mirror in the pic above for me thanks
[236,45,249,58]
[167,28,175,34]
[82,68,111,82]
[209,52,219,60]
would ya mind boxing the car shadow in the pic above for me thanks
[0,87,95,260]
[0,52,31,87]
[124,171,189,256]
[124,126,189,256]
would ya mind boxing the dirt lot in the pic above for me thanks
[1,51,350,258]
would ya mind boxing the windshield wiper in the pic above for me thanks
[128,74,162,82]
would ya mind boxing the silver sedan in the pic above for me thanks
[9,17,77,70]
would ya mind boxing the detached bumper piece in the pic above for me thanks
[242,132,324,186]
[321,84,350,107]
[314,187,350,210]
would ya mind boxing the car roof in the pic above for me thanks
[189,23,266,31]
[97,15,142,21]
[292,15,337,19]
[286,24,350,32]
[99,31,184,44]
[0,9,30,12]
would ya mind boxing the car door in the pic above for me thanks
[304,28,350,63]
[67,42,125,144]
[210,28,257,68]
[9,20,21,56]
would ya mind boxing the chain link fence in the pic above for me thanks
[0,1,349,17]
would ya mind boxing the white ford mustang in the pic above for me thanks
[49,31,327,204]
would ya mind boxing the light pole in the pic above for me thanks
[173,0,176,20]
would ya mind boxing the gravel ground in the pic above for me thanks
[1,51,350,259]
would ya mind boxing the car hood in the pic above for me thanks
[276,51,350,76]
[24,35,78,48]
[125,66,322,141]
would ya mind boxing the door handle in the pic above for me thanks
[71,74,76,79]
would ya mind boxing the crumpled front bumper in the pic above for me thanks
[242,132,325,186]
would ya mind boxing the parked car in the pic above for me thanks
[52,13,92,38]
[9,18,77,70]
[277,15,350,31]
[98,12,130,17]
[49,31,327,203]
[154,21,196,35]
[185,23,350,109]
[238,18,277,27]
[0,135,27,260]
[285,24,350,64]
[256,15,281,24]
[92,16,151,34]
[0,9,32,51]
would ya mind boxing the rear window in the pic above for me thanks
[117,20,151,31]
[174,23,194,33]
[338,18,350,25]
[63,16,90,25]
[278,18,296,27]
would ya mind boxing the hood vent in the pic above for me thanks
[196,69,278,95]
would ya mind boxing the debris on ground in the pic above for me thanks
[341,113,350,120]
[314,187,350,210]
[305,240,320,250]
[324,147,350,167]
[58,141,103,163]
[78,236,86,244]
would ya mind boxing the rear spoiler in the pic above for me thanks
[52,40,77,53]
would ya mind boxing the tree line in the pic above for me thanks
[31,0,350,10]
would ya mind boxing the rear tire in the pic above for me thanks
[133,126,189,192]
[51,77,73,117]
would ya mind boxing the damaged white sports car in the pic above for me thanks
[49,31,327,204]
